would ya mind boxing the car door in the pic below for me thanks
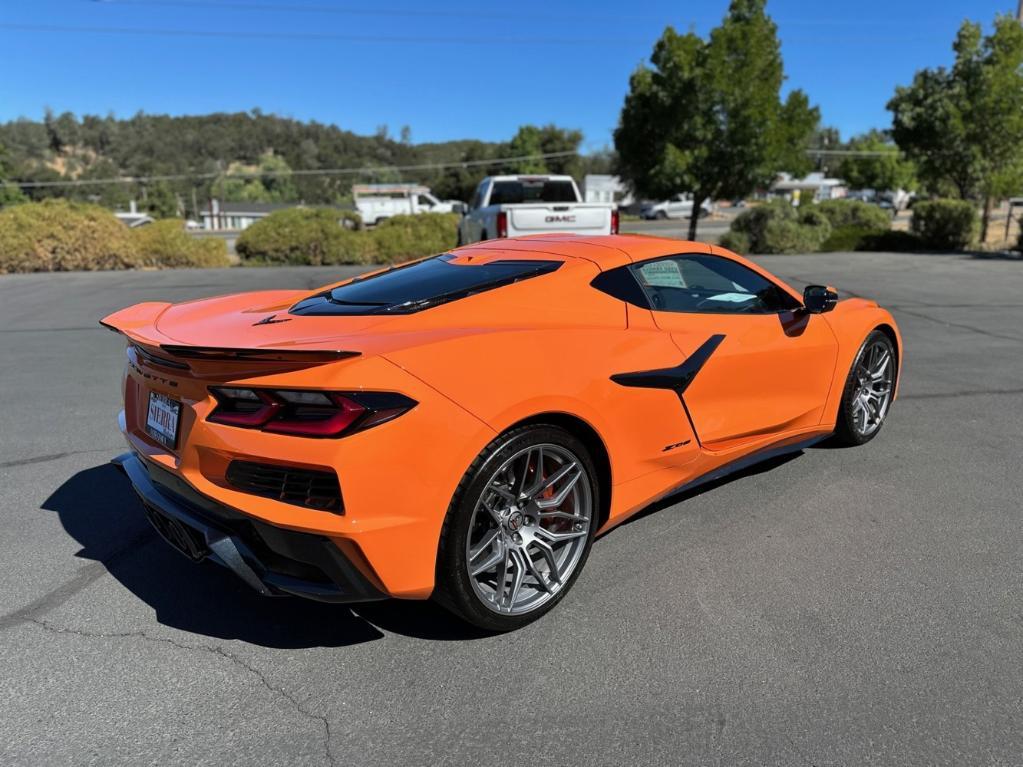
[630,254,838,449]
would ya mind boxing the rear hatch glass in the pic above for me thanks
[290,255,562,316]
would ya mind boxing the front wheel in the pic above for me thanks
[833,330,897,446]
[434,425,599,631]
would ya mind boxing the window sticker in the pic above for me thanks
[706,292,756,303]
[639,260,686,288]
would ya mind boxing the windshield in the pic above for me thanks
[290,255,563,315]
[489,180,578,205]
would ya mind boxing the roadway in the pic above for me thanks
[1,250,1022,765]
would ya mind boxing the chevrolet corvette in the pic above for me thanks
[103,234,901,631]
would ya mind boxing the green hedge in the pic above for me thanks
[721,201,832,254]
[0,201,233,273]
[910,199,978,250]
[132,219,230,268]
[816,199,892,231]
[237,209,459,266]
[0,199,143,273]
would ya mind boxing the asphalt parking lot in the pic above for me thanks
[2,250,1022,765]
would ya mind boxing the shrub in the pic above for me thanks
[132,219,231,268]
[369,213,459,264]
[0,199,142,273]
[816,199,891,232]
[910,199,978,250]
[718,230,750,254]
[820,225,880,252]
[237,209,459,266]
[726,200,832,254]
[237,208,370,265]
[858,230,924,252]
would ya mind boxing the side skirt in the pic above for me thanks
[607,432,832,530]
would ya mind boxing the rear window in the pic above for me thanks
[290,255,563,316]
[488,179,578,205]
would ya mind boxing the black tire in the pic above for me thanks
[480,229,489,241]
[456,227,464,246]
[433,425,599,632]
[832,329,897,446]
[655,210,668,220]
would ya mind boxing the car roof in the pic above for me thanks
[452,234,715,271]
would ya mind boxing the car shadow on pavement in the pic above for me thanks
[42,464,490,648]
[612,451,804,530]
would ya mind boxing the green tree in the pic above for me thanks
[504,125,583,176]
[0,144,27,207]
[837,129,916,191]
[889,16,1023,241]
[614,0,819,240]
[143,181,180,219]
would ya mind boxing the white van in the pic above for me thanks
[353,184,464,225]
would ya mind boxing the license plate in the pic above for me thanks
[146,391,181,449]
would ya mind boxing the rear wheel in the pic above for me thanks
[434,425,598,631]
[833,330,896,446]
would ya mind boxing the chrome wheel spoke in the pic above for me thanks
[536,526,587,543]
[537,510,590,523]
[535,466,581,509]
[531,538,562,584]
[505,549,527,608]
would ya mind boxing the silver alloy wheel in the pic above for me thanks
[465,443,593,615]
[851,338,894,437]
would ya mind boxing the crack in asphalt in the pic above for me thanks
[0,529,157,631]
[0,447,123,470]
[24,618,338,767]
[899,387,1023,400]
[890,306,1023,344]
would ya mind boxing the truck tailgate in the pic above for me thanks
[508,205,611,235]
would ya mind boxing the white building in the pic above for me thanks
[583,175,633,206]
[770,172,846,203]
[201,200,292,231]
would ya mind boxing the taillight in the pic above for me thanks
[610,208,620,234]
[208,388,416,438]
[496,211,508,238]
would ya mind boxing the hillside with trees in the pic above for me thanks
[0,111,604,217]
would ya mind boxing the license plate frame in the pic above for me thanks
[146,390,181,450]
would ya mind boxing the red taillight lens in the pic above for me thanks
[208,388,416,438]
[610,208,620,234]
[496,211,508,238]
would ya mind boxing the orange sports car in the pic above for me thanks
[103,234,901,631]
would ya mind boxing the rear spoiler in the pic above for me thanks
[99,315,359,367]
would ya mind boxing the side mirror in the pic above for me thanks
[802,285,838,314]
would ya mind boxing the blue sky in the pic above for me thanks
[0,0,1014,150]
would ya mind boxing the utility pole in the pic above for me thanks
[1018,0,1022,22]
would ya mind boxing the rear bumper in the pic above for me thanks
[113,451,386,604]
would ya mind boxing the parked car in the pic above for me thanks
[103,234,901,631]
[458,175,618,244]
[641,194,714,220]
[353,184,465,226]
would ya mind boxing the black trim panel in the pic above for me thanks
[610,334,726,396]
[112,452,385,603]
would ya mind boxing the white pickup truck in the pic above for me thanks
[457,175,619,244]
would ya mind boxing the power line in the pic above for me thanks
[0,22,643,46]
[0,22,937,46]
[91,0,947,27]
[9,151,580,188]
[7,149,903,189]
